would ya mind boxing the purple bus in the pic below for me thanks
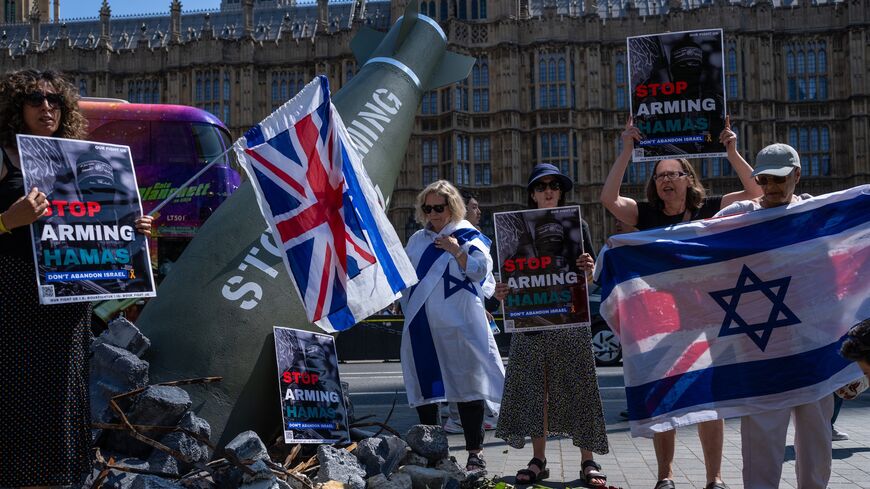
[81,100,242,279]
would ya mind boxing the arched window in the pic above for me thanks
[223,73,231,101]
[196,76,203,102]
[280,80,288,100]
[787,42,828,101]
[557,58,566,81]
[471,0,478,19]
[458,0,467,19]
[538,59,547,83]
[548,59,557,82]
[272,80,278,101]
[615,60,626,109]
[78,79,88,97]
[479,0,486,18]
[440,0,448,19]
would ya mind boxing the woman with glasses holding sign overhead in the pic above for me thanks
[399,180,505,473]
[599,117,761,489]
[0,70,152,487]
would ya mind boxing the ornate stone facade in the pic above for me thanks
[1,0,868,250]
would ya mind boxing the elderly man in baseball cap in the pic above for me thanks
[729,143,804,210]
[715,143,830,489]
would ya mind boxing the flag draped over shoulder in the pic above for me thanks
[594,186,870,437]
[233,76,417,332]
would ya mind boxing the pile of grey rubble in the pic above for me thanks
[86,318,479,489]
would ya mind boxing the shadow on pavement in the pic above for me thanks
[784,445,870,461]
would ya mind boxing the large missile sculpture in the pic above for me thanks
[136,3,474,447]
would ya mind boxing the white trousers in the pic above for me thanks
[741,395,833,489]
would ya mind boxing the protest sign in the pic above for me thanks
[627,28,727,161]
[17,135,156,305]
[493,206,591,333]
[274,326,350,444]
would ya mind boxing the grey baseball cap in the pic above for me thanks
[752,143,801,177]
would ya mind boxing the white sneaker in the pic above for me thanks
[832,427,850,441]
[443,417,464,434]
[483,415,497,431]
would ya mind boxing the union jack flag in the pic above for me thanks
[235,76,416,331]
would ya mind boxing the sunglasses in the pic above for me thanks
[755,174,788,185]
[532,180,562,192]
[421,203,447,214]
[653,171,689,182]
[24,91,63,109]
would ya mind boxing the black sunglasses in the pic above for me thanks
[421,203,447,214]
[532,180,562,192]
[24,91,63,109]
[755,174,788,185]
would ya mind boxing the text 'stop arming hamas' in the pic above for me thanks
[136,2,476,448]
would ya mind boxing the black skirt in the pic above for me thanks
[0,254,92,486]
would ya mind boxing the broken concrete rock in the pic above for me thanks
[243,460,276,483]
[315,445,366,489]
[101,385,192,457]
[95,316,152,357]
[366,472,413,489]
[354,435,410,477]
[397,466,459,489]
[399,451,428,468]
[89,342,149,425]
[224,430,270,462]
[404,425,449,462]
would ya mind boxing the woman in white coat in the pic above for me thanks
[400,180,505,473]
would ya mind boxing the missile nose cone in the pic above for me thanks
[362,11,447,92]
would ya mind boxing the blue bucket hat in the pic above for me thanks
[527,163,573,193]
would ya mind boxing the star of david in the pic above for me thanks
[709,264,801,351]
[443,268,476,299]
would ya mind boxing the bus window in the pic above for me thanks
[191,122,231,165]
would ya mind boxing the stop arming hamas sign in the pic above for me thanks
[17,135,156,305]
[493,206,592,333]
[274,327,350,444]
[628,28,727,162]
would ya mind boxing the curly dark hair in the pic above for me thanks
[0,69,88,147]
[841,318,870,365]
[644,158,707,211]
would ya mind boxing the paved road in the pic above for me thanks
[340,361,870,489]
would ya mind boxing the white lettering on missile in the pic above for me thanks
[221,276,262,310]
[347,89,402,155]
[222,229,284,310]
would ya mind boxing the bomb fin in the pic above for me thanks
[425,51,476,91]
[351,26,387,65]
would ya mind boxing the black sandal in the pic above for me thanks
[581,459,607,487]
[654,480,676,489]
[466,452,486,472]
[515,457,549,484]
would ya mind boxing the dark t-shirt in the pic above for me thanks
[635,195,724,231]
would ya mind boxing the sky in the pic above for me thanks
[62,0,223,20]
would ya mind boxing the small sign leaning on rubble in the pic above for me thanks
[273,326,350,444]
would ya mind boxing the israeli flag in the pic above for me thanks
[594,185,870,437]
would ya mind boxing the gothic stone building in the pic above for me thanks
[1,0,868,251]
